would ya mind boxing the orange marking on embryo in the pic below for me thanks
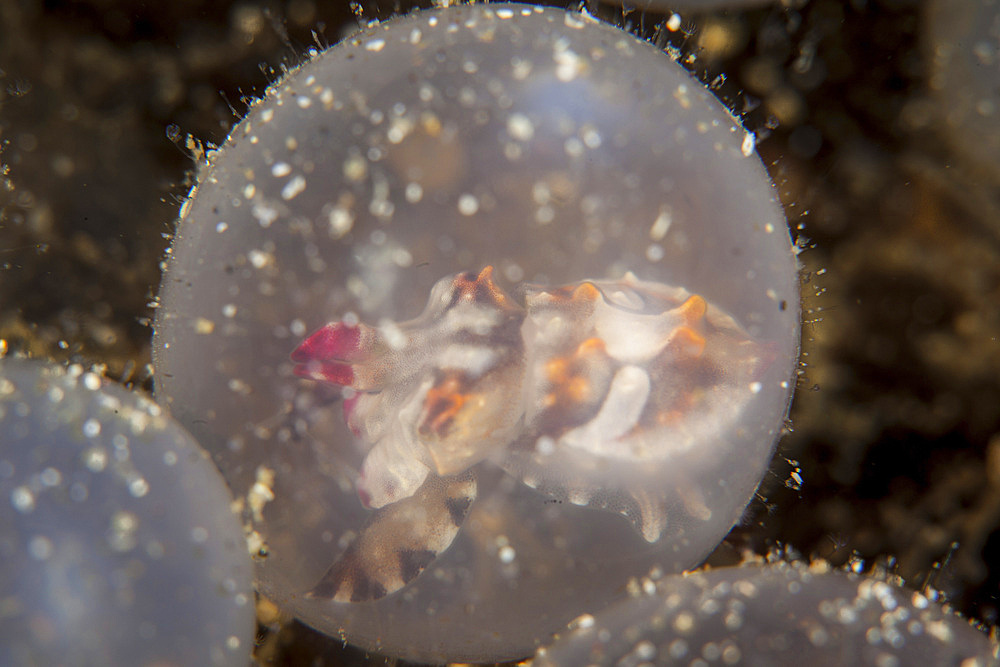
[545,357,569,382]
[677,294,707,321]
[544,280,600,304]
[452,265,515,309]
[657,409,685,426]
[543,336,606,407]
[672,326,706,358]
[421,374,472,437]
[576,337,605,354]
[566,376,591,402]
[572,282,600,301]
[669,295,709,358]
[543,357,569,408]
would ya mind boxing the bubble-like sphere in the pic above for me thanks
[599,0,775,12]
[926,0,1000,176]
[0,358,254,666]
[534,560,999,666]
[153,4,799,662]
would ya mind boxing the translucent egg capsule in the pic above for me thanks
[534,561,999,666]
[926,0,1000,178]
[0,358,254,666]
[153,3,799,662]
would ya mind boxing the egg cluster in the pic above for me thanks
[3,1,997,665]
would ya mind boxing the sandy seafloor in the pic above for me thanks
[1,0,999,664]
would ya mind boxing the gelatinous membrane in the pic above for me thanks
[533,560,999,666]
[153,3,800,661]
[0,358,254,666]
[600,0,775,11]
[292,266,771,601]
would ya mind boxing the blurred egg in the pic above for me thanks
[0,358,254,666]
[153,3,799,662]
[598,0,775,12]
[534,560,999,667]
[926,0,1000,176]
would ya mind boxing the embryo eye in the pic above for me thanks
[153,3,799,662]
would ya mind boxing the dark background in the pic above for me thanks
[2,0,998,664]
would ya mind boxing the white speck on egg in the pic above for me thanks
[82,418,101,438]
[507,113,534,141]
[28,535,53,561]
[457,194,479,216]
[11,486,35,513]
[281,175,306,201]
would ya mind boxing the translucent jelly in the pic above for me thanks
[0,358,254,666]
[534,560,999,666]
[153,4,799,662]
